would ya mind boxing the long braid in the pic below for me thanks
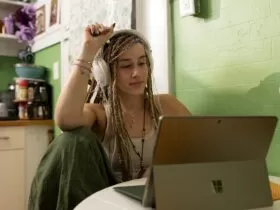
[145,50,160,127]
[88,31,161,180]
[112,81,131,180]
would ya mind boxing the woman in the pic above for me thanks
[28,23,191,210]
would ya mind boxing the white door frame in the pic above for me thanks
[60,0,70,88]
[135,0,173,94]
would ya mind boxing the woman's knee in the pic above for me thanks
[51,126,100,151]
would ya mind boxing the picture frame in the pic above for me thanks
[49,0,60,27]
[36,5,46,35]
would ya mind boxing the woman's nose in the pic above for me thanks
[131,66,140,77]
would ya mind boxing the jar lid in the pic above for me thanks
[18,80,28,86]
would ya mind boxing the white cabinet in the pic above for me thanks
[0,121,53,210]
[0,149,25,210]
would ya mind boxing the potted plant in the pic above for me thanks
[4,4,45,79]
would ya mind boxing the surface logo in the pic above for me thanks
[212,180,223,194]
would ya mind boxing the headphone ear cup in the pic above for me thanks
[93,58,111,87]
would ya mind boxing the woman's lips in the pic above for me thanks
[129,81,144,86]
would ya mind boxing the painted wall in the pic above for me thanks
[68,0,132,60]
[35,43,61,136]
[171,0,280,176]
[0,56,19,91]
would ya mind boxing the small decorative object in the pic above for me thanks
[49,0,59,27]
[2,4,47,80]
[0,20,4,34]
[3,4,37,63]
[3,15,15,35]
[18,45,35,64]
[36,5,46,35]
[13,4,37,64]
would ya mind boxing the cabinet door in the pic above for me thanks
[25,126,51,206]
[0,149,24,210]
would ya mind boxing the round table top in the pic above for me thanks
[74,178,153,210]
[75,177,280,210]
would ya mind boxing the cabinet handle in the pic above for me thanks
[0,136,10,140]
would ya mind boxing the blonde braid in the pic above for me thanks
[146,66,160,127]
[106,61,133,180]
[110,36,137,62]
[111,77,132,180]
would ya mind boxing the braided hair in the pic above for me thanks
[86,30,160,181]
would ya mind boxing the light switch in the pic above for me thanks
[179,0,196,17]
[53,61,59,80]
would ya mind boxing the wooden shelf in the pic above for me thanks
[0,0,29,10]
[13,77,46,82]
[0,33,26,56]
[0,33,17,40]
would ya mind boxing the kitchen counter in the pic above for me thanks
[0,120,54,127]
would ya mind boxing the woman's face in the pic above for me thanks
[115,43,149,96]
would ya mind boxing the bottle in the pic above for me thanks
[18,103,27,119]
[28,81,35,101]
[31,82,49,119]
[27,101,34,119]
[31,82,40,119]
[39,84,49,119]
[45,83,52,119]
[37,104,44,119]
[33,82,42,103]
[0,102,8,118]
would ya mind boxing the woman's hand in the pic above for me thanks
[80,23,115,62]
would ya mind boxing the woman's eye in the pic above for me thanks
[124,65,132,68]
[119,62,146,69]
[120,64,132,68]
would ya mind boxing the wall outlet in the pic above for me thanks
[53,61,59,80]
[179,0,200,17]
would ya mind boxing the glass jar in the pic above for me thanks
[17,80,28,101]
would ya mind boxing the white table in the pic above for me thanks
[75,177,280,210]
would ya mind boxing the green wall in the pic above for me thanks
[171,0,280,176]
[35,43,61,136]
[0,56,19,90]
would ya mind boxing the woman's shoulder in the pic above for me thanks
[153,93,192,116]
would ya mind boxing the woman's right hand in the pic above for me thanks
[80,23,115,61]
